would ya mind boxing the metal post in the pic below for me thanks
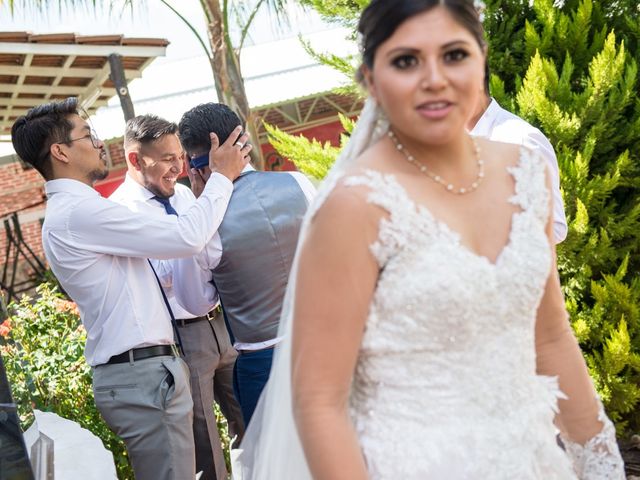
[108,53,135,122]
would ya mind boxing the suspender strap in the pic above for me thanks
[148,259,184,356]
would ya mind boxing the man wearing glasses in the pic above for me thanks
[10,98,250,480]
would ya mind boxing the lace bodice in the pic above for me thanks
[344,149,623,479]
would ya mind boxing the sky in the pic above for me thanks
[0,0,331,59]
[0,0,357,153]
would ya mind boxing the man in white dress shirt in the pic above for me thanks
[174,103,316,425]
[10,97,250,480]
[110,114,244,480]
[468,91,568,243]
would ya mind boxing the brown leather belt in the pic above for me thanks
[176,315,209,327]
[176,308,220,328]
[105,344,178,365]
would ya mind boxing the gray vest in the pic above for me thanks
[213,171,308,344]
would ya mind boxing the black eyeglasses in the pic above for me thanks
[63,129,102,149]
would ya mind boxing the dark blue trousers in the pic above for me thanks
[233,347,274,426]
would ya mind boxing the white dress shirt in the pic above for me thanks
[471,99,568,243]
[42,174,233,366]
[173,165,316,350]
[109,174,217,319]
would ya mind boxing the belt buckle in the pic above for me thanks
[170,344,181,358]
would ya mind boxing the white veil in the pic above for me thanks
[233,97,387,479]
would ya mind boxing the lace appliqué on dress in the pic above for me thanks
[561,399,626,479]
[508,147,550,226]
[338,149,623,479]
[344,170,419,267]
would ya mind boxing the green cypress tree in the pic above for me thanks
[504,0,640,434]
[275,0,640,436]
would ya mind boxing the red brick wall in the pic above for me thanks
[0,162,46,217]
[107,142,126,169]
[0,161,47,285]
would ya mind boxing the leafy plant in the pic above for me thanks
[1,283,134,479]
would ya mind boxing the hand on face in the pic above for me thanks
[207,125,252,181]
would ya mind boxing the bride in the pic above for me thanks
[235,0,625,478]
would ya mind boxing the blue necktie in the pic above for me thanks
[149,195,183,352]
[154,196,178,216]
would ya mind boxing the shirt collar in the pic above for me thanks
[121,173,157,203]
[470,98,501,137]
[242,164,256,174]
[45,178,101,199]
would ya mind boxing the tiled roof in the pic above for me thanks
[0,31,168,135]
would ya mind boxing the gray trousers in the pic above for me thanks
[178,311,244,480]
[93,354,195,480]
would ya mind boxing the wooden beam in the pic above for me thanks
[77,63,112,111]
[302,97,320,124]
[0,83,116,96]
[46,55,76,101]
[0,65,141,78]
[274,107,300,126]
[321,94,349,115]
[3,54,33,126]
[0,98,73,107]
[0,42,167,58]
[0,98,112,118]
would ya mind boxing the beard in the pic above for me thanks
[89,165,109,182]
[144,179,175,199]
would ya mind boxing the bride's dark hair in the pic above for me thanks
[358,0,486,70]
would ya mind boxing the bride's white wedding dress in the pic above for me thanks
[345,153,581,478]
[234,99,625,479]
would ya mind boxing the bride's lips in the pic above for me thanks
[416,100,454,120]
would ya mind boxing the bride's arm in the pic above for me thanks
[535,172,624,478]
[291,185,381,480]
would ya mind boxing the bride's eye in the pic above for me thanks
[443,49,469,63]
[391,54,418,70]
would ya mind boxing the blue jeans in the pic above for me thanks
[233,347,274,425]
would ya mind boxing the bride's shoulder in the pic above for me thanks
[307,178,386,250]
[313,171,393,232]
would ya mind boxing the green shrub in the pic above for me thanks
[1,282,236,478]
[489,0,640,435]
[0,283,134,479]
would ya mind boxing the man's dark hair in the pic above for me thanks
[124,114,178,149]
[178,103,242,155]
[11,97,79,179]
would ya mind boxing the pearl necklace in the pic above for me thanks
[387,130,484,195]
